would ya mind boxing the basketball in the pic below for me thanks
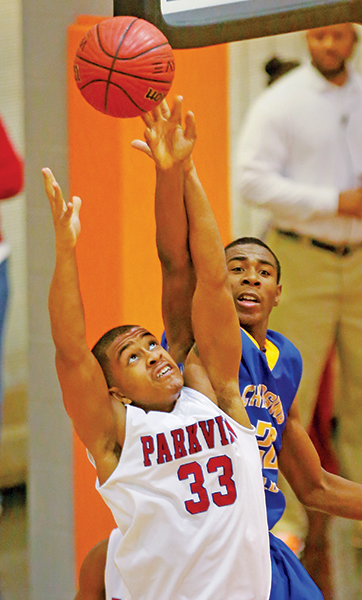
[73,16,176,118]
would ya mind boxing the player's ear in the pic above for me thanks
[109,387,132,405]
[273,283,282,307]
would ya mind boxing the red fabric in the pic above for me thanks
[0,117,23,201]
[308,350,339,475]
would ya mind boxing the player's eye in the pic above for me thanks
[149,341,157,350]
[128,353,138,364]
[231,266,243,272]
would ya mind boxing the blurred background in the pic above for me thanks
[1,2,362,600]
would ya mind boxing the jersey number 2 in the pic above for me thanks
[177,455,237,514]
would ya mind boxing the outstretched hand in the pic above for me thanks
[42,167,81,250]
[132,96,196,171]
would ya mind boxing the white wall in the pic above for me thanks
[22,2,112,600]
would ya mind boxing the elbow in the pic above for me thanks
[295,473,329,511]
[158,251,192,276]
[55,344,89,369]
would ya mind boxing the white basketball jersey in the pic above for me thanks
[105,528,125,600]
[97,386,271,600]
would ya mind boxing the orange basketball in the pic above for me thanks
[73,16,175,118]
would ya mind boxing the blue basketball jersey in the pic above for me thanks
[161,327,302,530]
[238,328,302,529]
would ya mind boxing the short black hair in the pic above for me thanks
[225,236,281,284]
[91,324,139,388]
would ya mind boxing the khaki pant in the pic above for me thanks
[266,229,362,545]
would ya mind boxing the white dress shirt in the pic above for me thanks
[237,63,362,244]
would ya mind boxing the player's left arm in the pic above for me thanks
[279,399,362,518]
[134,97,197,364]
[181,162,251,429]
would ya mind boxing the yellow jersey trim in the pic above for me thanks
[241,328,280,371]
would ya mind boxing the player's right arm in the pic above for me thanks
[279,398,362,518]
[181,163,251,429]
[44,168,124,484]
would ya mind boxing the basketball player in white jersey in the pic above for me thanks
[44,96,271,600]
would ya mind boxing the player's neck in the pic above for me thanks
[241,323,267,352]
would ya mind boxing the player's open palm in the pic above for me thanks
[42,167,81,249]
[137,96,196,170]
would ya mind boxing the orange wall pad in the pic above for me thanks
[67,15,231,573]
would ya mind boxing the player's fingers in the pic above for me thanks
[184,111,197,143]
[151,103,163,122]
[141,111,153,129]
[42,170,67,220]
[42,167,57,200]
[131,139,153,158]
[159,99,171,119]
[143,126,155,148]
[42,167,56,184]
[169,95,183,124]
[71,196,82,218]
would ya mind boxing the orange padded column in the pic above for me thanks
[68,15,231,573]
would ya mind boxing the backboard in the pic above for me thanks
[114,0,362,47]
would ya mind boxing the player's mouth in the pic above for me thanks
[155,364,173,379]
[236,292,260,308]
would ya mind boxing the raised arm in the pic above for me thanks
[137,98,250,427]
[181,162,250,428]
[134,97,197,365]
[44,168,123,483]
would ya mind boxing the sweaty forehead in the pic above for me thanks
[226,243,277,268]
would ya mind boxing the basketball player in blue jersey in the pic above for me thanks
[75,96,362,600]
[44,96,272,600]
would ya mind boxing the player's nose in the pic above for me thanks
[241,269,260,285]
[146,349,162,365]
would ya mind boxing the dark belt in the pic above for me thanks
[275,229,362,257]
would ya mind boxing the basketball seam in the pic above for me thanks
[79,79,147,113]
[98,18,138,113]
[77,42,171,62]
[95,18,138,59]
[75,56,173,85]
[113,42,170,61]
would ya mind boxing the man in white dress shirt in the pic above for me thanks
[237,22,362,598]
